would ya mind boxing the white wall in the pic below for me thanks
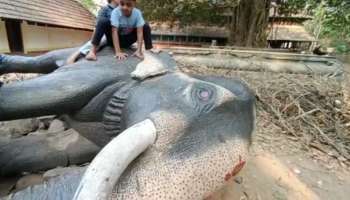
[21,22,92,53]
[0,21,10,53]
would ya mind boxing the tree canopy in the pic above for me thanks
[138,0,237,25]
[79,0,98,14]
[279,0,350,53]
[139,0,271,47]
[78,0,350,52]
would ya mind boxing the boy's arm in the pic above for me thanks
[111,9,128,60]
[133,10,145,59]
[112,27,121,54]
[137,27,143,52]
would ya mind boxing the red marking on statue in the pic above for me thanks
[204,194,214,200]
[231,156,246,176]
[224,172,232,181]
[224,155,246,181]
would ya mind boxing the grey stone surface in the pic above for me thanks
[47,119,66,133]
[0,48,256,199]
[43,166,86,181]
[0,129,100,176]
[0,119,39,138]
[28,130,49,137]
[14,175,43,192]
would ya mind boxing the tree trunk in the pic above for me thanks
[228,0,271,47]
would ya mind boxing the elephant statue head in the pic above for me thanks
[0,47,255,199]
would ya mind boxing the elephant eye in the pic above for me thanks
[196,88,212,102]
[190,84,216,113]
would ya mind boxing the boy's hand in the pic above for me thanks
[132,51,144,60]
[115,52,128,60]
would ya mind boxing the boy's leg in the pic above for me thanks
[119,31,137,49]
[66,40,93,65]
[86,18,111,61]
[104,24,113,46]
[143,23,160,53]
[118,24,153,50]
[143,23,153,50]
[91,18,111,46]
[117,24,154,49]
[116,24,159,52]
[66,51,85,65]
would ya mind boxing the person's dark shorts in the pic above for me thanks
[0,54,3,64]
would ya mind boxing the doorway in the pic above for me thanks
[5,19,24,53]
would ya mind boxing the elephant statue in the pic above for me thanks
[0,47,255,200]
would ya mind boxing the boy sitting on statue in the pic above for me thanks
[109,0,158,60]
[67,0,119,64]
[68,0,158,63]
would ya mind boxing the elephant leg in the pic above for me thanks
[0,48,77,75]
[2,167,85,200]
[0,130,100,176]
[0,66,120,121]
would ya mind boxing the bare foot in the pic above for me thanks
[66,51,81,65]
[149,48,161,54]
[132,51,144,60]
[85,51,97,61]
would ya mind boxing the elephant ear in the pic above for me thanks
[131,52,175,80]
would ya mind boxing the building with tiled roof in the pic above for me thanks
[0,0,95,53]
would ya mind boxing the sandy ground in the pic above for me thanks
[212,128,350,200]
[212,59,350,200]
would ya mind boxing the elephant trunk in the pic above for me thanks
[0,67,119,121]
[73,119,157,200]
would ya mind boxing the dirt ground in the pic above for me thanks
[213,119,350,200]
[212,60,350,200]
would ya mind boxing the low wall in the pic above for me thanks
[0,21,10,53]
[21,22,92,53]
[167,47,344,76]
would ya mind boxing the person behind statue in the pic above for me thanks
[312,44,328,56]
[66,0,119,64]
[67,0,158,63]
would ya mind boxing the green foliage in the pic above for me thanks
[279,0,350,53]
[138,0,239,25]
[278,0,307,15]
[138,0,270,47]
[79,0,97,13]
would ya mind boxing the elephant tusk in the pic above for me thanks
[72,119,157,200]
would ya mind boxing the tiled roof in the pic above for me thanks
[0,0,95,30]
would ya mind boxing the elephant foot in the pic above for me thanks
[0,129,100,176]
[3,166,85,200]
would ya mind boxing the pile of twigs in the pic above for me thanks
[181,65,350,164]
[255,74,350,162]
